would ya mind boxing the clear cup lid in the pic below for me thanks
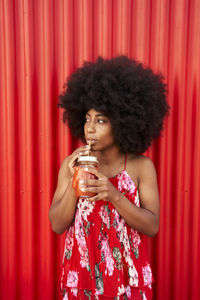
[77,156,98,163]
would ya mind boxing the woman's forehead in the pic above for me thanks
[86,109,106,117]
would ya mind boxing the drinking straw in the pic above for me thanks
[88,140,91,156]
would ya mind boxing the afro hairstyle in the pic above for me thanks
[58,56,170,154]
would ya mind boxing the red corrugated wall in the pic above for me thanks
[0,0,200,299]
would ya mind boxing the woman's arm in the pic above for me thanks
[48,158,78,234]
[48,145,90,234]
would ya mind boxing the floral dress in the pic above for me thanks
[61,170,153,300]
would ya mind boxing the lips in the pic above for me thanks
[86,138,98,145]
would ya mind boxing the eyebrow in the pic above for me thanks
[86,112,106,117]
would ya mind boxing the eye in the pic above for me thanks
[97,119,106,124]
[85,117,90,123]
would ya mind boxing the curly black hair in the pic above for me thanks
[58,56,170,154]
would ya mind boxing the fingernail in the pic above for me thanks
[80,186,86,192]
[84,167,89,171]
[79,180,84,184]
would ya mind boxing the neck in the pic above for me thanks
[92,145,124,167]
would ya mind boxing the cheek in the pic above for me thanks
[108,134,115,144]
[103,129,115,143]
[84,124,87,135]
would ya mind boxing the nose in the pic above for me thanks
[87,120,96,133]
[87,123,95,133]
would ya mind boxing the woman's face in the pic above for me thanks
[84,109,115,152]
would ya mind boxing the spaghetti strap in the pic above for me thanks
[124,153,128,170]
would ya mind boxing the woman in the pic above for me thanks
[49,56,169,299]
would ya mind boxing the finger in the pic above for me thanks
[70,149,90,167]
[80,178,106,186]
[78,144,90,151]
[76,149,90,157]
[82,144,90,149]
[83,167,105,180]
[76,144,89,151]
[74,146,90,155]
[80,185,106,194]
[88,192,107,202]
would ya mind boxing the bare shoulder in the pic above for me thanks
[137,155,156,171]
[127,154,157,184]
[52,157,71,197]
[59,156,71,171]
[57,156,71,181]
[128,155,159,213]
[128,154,155,169]
[136,156,158,192]
[51,156,72,205]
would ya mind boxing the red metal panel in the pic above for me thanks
[0,0,200,299]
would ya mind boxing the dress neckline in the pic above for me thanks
[109,169,138,192]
